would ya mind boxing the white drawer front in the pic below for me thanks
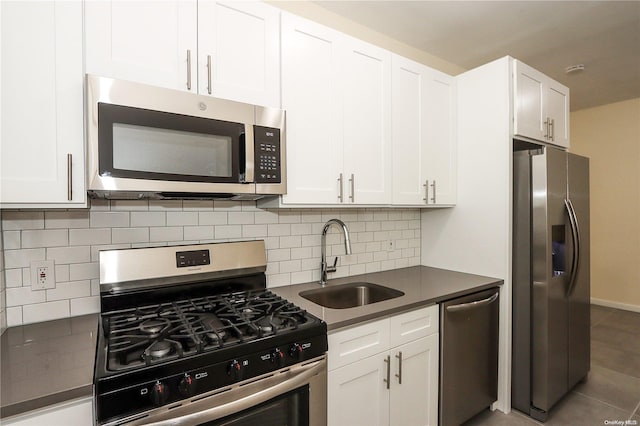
[328,318,390,371]
[390,304,439,348]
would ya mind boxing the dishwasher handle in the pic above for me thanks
[445,292,499,313]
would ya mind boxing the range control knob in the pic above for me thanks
[150,381,169,406]
[227,359,242,381]
[289,343,304,360]
[271,349,285,367]
[178,374,196,397]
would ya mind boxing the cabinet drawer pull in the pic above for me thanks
[186,49,192,90]
[395,351,403,384]
[383,355,391,389]
[207,55,212,95]
[349,174,355,203]
[67,153,72,201]
[338,173,344,202]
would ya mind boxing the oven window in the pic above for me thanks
[206,386,309,426]
[113,124,232,177]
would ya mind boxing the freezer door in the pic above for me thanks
[531,146,569,413]
[567,153,590,388]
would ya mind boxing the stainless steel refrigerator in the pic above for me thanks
[512,142,590,422]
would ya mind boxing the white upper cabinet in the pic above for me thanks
[280,13,344,204]
[513,60,570,148]
[391,55,456,206]
[0,0,86,208]
[275,13,392,206]
[85,0,280,106]
[198,1,280,107]
[85,0,198,92]
[342,37,392,205]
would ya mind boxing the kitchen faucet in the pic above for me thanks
[320,218,352,286]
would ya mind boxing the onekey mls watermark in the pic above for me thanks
[603,420,638,425]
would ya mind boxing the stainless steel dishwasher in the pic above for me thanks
[439,287,500,425]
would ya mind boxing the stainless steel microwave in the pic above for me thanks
[85,75,286,200]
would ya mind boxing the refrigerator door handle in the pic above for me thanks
[445,292,499,312]
[564,198,581,297]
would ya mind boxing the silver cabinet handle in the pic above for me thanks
[186,49,192,90]
[446,292,499,312]
[349,173,355,203]
[550,118,555,141]
[423,180,429,204]
[67,153,72,201]
[564,199,581,297]
[544,118,549,139]
[337,173,344,202]
[383,355,391,389]
[430,180,436,204]
[207,54,212,95]
[395,351,403,384]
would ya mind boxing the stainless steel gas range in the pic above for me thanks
[94,240,327,426]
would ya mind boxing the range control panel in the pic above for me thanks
[254,126,281,183]
[176,249,210,268]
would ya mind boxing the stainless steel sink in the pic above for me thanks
[299,282,404,309]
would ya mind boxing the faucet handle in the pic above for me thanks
[327,257,338,273]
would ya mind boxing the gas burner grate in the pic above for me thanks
[104,290,311,371]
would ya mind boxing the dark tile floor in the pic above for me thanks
[466,305,640,426]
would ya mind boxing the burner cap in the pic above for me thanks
[148,340,172,359]
[140,318,168,335]
[257,316,285,333]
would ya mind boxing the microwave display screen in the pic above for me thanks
[113,123,232,178]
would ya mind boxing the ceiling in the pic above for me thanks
[312,1,640,111]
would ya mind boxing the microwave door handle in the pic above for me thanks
[135,360,326,426]
[239,132,247,182]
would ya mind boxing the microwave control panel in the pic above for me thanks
[254,126,281,183]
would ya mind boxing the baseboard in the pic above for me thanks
[591,297,640,313]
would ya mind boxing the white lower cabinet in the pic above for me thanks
[2,397,93,426]
[327,305,439,426]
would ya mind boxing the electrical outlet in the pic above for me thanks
[30,260,55,290]
[386,240,394,252]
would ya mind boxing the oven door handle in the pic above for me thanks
[140,359,325,426]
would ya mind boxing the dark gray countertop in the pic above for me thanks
[0,314,98,419]
[271,265,503,331]
[0,266,501,419]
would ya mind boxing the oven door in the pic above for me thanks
[118,357,326,426]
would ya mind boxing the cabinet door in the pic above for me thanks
[389,304,439,348]
[424,69,457,205]
[513,60,546,141]
[328,355,390,426]
[391,55,428,205]
[85,0,197,92]
[342,37,392,205]
[546,81,570,148]
[0,0,86,207]
[198,1,280,107]
[390,335,439,426]
[280,13,344,204]
[328,318,390,371]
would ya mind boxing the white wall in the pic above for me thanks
[1,200,421,327]
[421,57,513,413]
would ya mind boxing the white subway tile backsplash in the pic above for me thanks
[23,300,70,324]
[2,211,44,230]
[69,228,111,246]
[70,296,100,316]
[22,229,68,248]
[47,246,91,264]
[90,212,129,228]
[3,230,21,249]
[184,226,215,241]
[131,212,166,227]
[4,248,46,268]
[150,227,184,242]
[167,212,198,226]
[45,211,89,229]
[2,202,421,325]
